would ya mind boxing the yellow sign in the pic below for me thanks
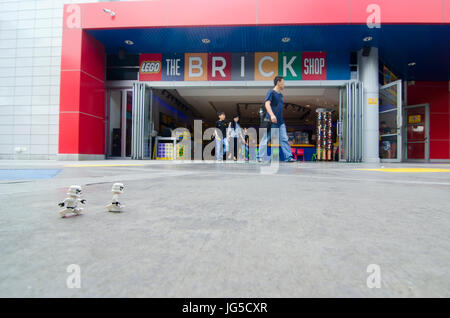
[408,115,421,124]
[368,98,378,105]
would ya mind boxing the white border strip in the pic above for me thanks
[60,111,104,120]
[62,69,105,84]
[106,80,352,89]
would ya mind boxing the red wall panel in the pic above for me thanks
[78,114,105,155]
[408,82,450,113]
[58,113,80,154]
[59,71,81,112]
[351,0,444,24]
[167,0,256,26]
[59,25,105,155]
[61,28,82,71]
[258,0,349,25]
[81,0,167,29]
[81,31,106,81]
[74,0,446,29]
[429,113,450,140]
[430,141,450,159]
[446,0,450,23]
[408,81,450,159]
[79,72,105,119]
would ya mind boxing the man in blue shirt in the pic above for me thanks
[258,76,295,163]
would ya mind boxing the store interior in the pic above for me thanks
[150,86,340,161]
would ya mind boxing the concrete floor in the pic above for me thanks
[0,160,449,297]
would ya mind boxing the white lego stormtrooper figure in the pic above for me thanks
[58,185,86,218]
[106,183,125,212]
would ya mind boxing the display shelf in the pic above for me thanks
[154,136,177,160]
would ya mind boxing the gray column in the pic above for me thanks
[358,47,380,163]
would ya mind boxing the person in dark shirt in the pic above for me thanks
[214,111,229,161]
[161,126,172,138]
[258,76,295,163]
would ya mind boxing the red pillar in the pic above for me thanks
[58,8,105,160]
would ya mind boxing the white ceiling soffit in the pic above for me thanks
[176,87,328,97]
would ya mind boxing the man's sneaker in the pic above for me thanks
[285,158,296,163]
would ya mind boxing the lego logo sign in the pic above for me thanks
[137,52,339,82]
[139,54,162,81]
[302,52,326,80]
[141,61,161,73]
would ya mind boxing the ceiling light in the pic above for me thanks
[363,36,372,42]
[103,8,116,16]
[202,38,210,44]
[306,105,310,107]
[124,40,134,45]
[281,37,290,43]
[408,62,416,67]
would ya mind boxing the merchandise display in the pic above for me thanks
[295,131,309,144]
[316,108,334,161]
[157,143,174,160]
[316,111,323,160]
[176,130,190,160]
[287,132,295,145]
[327,111,332,160]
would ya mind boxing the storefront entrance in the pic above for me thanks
[117,81,365,162]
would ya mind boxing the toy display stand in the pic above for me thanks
[175,130,190,160]
[315,108,334,161]
[154,137,177,160]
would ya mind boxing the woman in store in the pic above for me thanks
[227,115,245,161]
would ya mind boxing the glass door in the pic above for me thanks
[106,88,133,158]
[339,82,363,162]
[403,104,429,161]
[379,79,402,162]
[124,90,133,157]
[131,82,153,159]
[338,86,346,161]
